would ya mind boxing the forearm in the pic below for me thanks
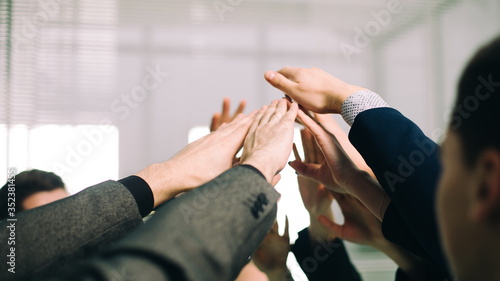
[308,208,334,244]
[266,268,294,281]
[55,166,279,281]
[0,180,143,280]
[291,229,362,281]
[347,170,390,221]
[375,242,428,281]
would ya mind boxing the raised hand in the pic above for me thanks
[210,98,247,132]
[294,109,390,220]
[293,137,335,242]
[137,110,256,208]
[317,192,383,247]
[240,99,298,184]
[264,67,366,113]
[253,219,290,281]
[318,193,430,280]
[290,113,358,193]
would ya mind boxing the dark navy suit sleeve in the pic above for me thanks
[348,107,450,279]
[291,228,362,281]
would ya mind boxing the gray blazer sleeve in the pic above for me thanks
[49,165,279,281]
[0,180,143,281]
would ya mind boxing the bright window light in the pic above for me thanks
[1,124,119,195]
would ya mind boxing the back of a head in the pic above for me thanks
[0,169,66,220]
[451,35,500,167]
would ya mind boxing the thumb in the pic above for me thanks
[317,215,342,239]
[289,160,323,181]
[271,173,281,187]
[264,71,297,96]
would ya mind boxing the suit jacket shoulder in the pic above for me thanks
[0,180,143,281]
[49,166,279,281]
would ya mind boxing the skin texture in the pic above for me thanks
[438,130,500,280]
[293,109,389,220]
[252,219,290,281]
[264,67,365,114]
[22,188,69,210]
[240,99,299,184]
[137,111,257,208]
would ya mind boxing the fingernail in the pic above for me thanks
[266,71,276,80]
[294,171,299,175]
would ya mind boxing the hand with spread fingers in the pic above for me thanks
[240,99,298,185]
[137,110,257,207]
[289,113,358,195]
[264,67,366,114]
[210,98,247,132]
[317,192,383,247]
[293,133,335,243]
[252,218,291,281]
[293,109,390,221]
[318,192,430,281]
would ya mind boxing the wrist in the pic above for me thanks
[329,84,367,113]
[136,161,186,208]
[266,268,292,281]
[241,155,275,184]
[309,216,335,243]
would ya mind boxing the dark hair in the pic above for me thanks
[450,35,500,167]
[0,169,65,220]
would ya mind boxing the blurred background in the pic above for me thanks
[1,0,499,280]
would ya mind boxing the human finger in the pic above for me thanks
[265,71,298,96]
[292,143,301,162]
[282,102,299,123]
[271,174,281,187]
[210,113,222,132]
[232,100,247,119]
[248,106,268,135]
[259,100,279,125]
[301,129,316,164]
[297,110,334,153]
[284,216,290,239]
[269,99,287,123]
[317,215,343,239]
[221,97,231,121]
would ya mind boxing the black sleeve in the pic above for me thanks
[349,107,451,279]
[118,176,154,217]
[291,228,362,281]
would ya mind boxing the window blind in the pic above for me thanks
[0,0,117,127]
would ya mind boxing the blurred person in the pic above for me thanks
[0,169,68,220]
[436,36,500,281]
[0,100,298,281]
